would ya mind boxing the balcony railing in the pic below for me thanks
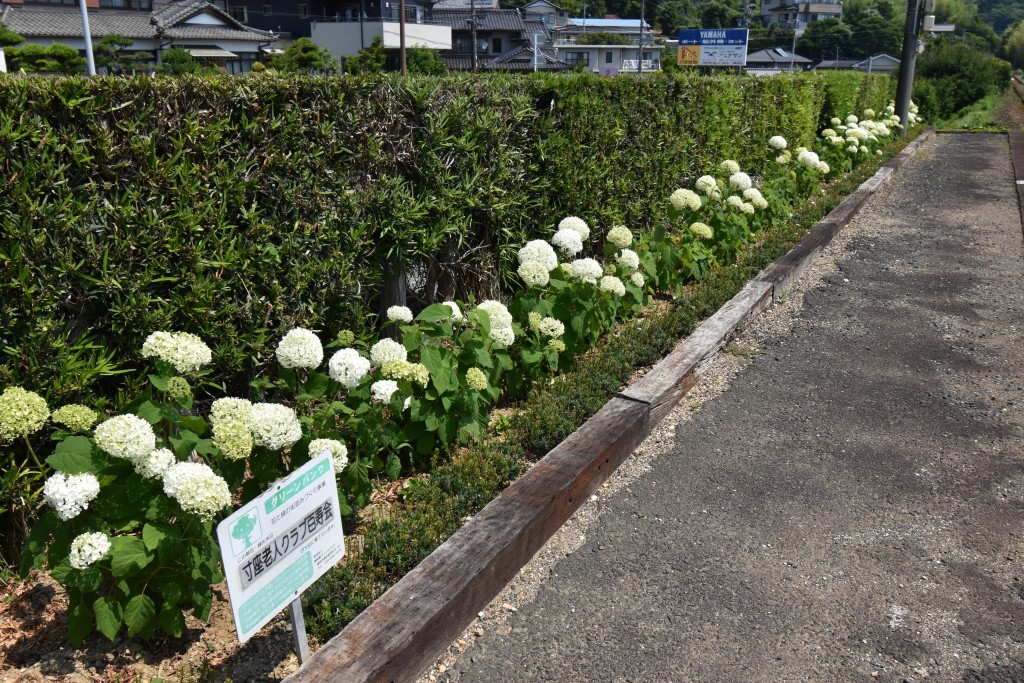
[620,59,659,70]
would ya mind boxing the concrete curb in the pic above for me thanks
[285,127,937,683]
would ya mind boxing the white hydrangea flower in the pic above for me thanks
[606,225,633,249]
[821,128,837,138]
[630,271,645,288]
[669,188,702,211]
[740,202,755,215]
[386,306,414,323]
[817,161,830,174]
[616,248,640,271]
[518,260,551,287]
[517,240,559,271]
[846,114,858,123]
[863,108,875,118]
[465,367,489,391]
[847,145,859,154]
[695,175,717,195]
[489,326,515,347]
[210,397,255,429]
[831,117,842,126]
[476,300,513,329]
[830,136,845,146]
[769,135,787,150]
[719,159,740,174]
[275,328,324,370]
[558,216,590,240]
[250,403,303,451]
[212,419,253,461]
[371,380,400,403]
[51,405,97,433]
[370,338,407,366]
[442,301,463,320]
[0,387,49,444]
[875,124,890,137]
[141,331,212,375]
[135,448,177,478]
[69,532,110,570]
[743,189,768,210]
[776,153,790,165]
[689,222,713,240]
[94,414,156,461]
[329,348,371,389]
[43,472,101,521]
[727,195,744,209]
[308,438,348,473]
[551,228,584,257]
[567,258,603,284]
[163,461,231,521]
[538,317,564,338]
[600,275,626,297]
[728,172,752,191]
[797,150,820,168]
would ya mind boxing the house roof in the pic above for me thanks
[0,0,275,42]
[442,44,568,70]
[431,0,499,9]
[745,47,812,65]
[522,18,550,39]
[433,9,527,33]
[522,0,563,10]
[854,53,899,66]
[814,59,860,69]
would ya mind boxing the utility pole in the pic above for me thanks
[894,0,927,134]
[637,0,644,75]
[789,25,796,71]
[470,0,478,71]
[78,0,96,76]
[399,0,407,75]
[582,2,587,33]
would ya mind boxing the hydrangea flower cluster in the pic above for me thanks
[212,419,254,461]
[695,175,718,195]
[797,150,820,168]
[387,306,414,323]
[250,403,303,451]
[551,228,584,257]
[210,397,255,429]
[308,438,349,473]
[69,532,110,570]
[442,301,463,320]
[689,222,713,240]
[51,404,98,433]
[538,317,565,338]
[616,248,640,271]
[0,387,49,444]
[606,226,633,249]
[94,414,156,461]
[567,258,603,284]
[381,359,430,387]
[142,331,212,375]
[769,135,787,150]
[134,447,178,478]
[166,377,192,402]
[728,172,752,191]
[630,271,645,288]
[163,461,231,520]
[518,240,559,272]
[719,159,740,174]
[600,275,626,297]
[43,472,101,520]
[476,300,515,346]
[558,216,590,240]
[670,188,702,211]
[743,188,768,210]
[465,367,489,391]
[329,348,372,388]
[370,338,408,366]
[518,260,551,287]
[371,379,400,403]
[276,328,324,370]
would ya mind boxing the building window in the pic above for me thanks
[455,36,472,53]
[99,0,152,8]
[23,0,77,5]
[564,51,589,66]
[492,37,502,53]
[228,5,248,21]
[605,51,612,63]
[263,3,272,14]
[299,3,309,17]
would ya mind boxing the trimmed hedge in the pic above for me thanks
[0,71,891,405]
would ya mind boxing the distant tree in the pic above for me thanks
[747,22,795,52]
[796,17,852,59]
[407,46,447,74]
[655,0,695,36]
[94,34,150,74]
[1001,19,1024,67]
[847,12,902,57]
[157,46,201,74]
[699,1,739,28]
[576,31,633,44]
[915,41,1011,118]
[267,37,339,74]
[984,2,1024,34]
[6,42,85,73]
[345,36,387,73]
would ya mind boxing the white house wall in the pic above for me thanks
[312,20,451,58]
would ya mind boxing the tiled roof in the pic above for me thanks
[745,48,812,65]
[432,0,499,9]
[443,46,568,70]
[0,1,274,41]
[433,9,526,32]
[522,18,549,39]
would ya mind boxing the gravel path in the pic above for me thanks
[430,133,1024,683]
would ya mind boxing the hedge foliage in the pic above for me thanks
[0,70,891,406]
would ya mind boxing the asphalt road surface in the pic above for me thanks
[453,134,1024,683]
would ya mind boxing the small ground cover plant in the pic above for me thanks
[7,102,919,646]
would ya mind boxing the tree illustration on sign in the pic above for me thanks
[231,511,259,550]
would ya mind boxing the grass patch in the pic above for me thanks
[937,93,1007,131]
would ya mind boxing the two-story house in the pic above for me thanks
[431,1,565,71]
[758,0,842,31]
[552,17,661,73]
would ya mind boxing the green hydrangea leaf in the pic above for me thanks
[158,604,185,638]
[93,595,124,641]
[110,536,152,577]
[415,303,455,323]
[178,416,208,437]
[67,591,94,646]
[136,401,163,424]
[46,436,96,474]
[124,594,157,639]
[385,453,401,480]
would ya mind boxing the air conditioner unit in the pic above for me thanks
[922,14,934,30]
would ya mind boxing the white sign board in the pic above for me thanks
[678,28,749,67]
[216,453,345,643]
